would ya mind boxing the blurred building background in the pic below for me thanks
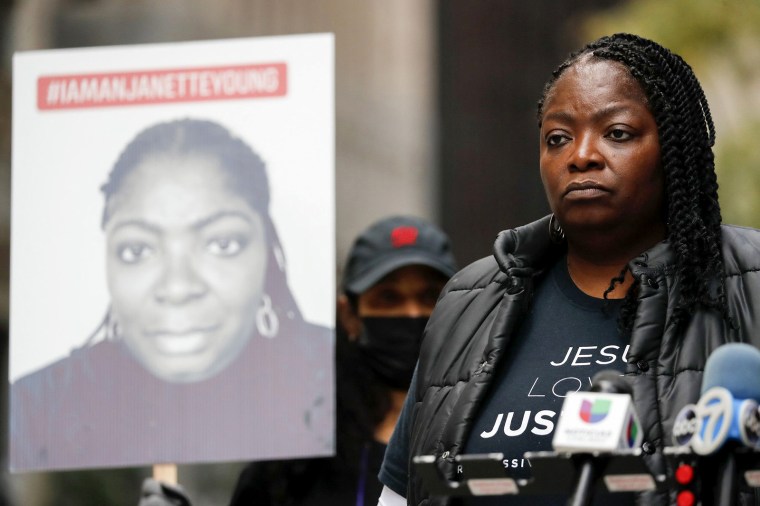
[1,0,759,504]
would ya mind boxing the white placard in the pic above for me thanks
[10,34,335,472]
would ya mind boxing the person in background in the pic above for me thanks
[377,33,760,506]
[140,215,458,506]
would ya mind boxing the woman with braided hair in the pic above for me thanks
[378,33,760,505]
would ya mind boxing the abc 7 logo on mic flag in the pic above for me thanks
[672,386,760,454]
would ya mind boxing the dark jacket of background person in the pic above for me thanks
[405,215,760,506]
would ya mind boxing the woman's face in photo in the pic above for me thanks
[105,152,268,382]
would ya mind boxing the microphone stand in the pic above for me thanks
[568,454,605,506]
[714,448,737,506]
[565,371,628,506]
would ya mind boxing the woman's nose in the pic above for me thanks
[568,133,603,172]
[154,253,208,304]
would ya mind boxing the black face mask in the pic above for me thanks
[356,316,429,390]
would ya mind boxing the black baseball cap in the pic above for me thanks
[342,216,458,294]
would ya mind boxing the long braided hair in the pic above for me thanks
[537,33,729,333]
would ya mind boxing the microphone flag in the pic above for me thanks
[552,391,642,453]
[688,387,760,455]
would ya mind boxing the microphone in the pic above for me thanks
[688,343,760,505]
[552,370,643,506]
[673,343,760,452]
[671,402,700,448]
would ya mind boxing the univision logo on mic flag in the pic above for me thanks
[553,392,643,453]
[626,413,640,448]
[580,399,612,423]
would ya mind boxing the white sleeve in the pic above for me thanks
[377,485,407,506]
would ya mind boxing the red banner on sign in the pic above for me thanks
[37,63,287,110]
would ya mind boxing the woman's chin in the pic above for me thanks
[123,328,252,383]
[135,352,228,384]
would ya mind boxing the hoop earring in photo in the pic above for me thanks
[549,213,566,244]
[256,294,279,339]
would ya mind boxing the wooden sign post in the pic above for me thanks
[153,463,177,486]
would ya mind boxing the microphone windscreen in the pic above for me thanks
[701,343,760,400]
[590,369,631,395]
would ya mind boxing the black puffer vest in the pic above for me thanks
[407,215,760,505]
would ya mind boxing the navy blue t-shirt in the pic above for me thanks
[380,258,635,505]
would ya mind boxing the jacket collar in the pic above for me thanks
[493,215,566,277]
[494,214,680,277]
[629,240,676,275]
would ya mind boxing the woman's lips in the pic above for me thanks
[146,325,220,355]
[563,181,610,199]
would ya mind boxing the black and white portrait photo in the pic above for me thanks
[9,35,335,472]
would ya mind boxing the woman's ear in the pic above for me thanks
[337,294,362,341]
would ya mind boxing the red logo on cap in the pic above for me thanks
[391,226,418,248]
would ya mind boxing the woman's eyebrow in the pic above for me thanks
[108,211,254,234]
[542,104,633,125]
[108,219,160,234]
[192,210,254,230]
[590,104,633,122]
